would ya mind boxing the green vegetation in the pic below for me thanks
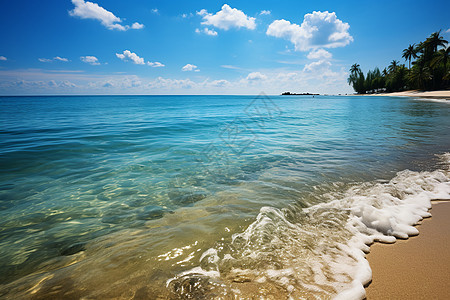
[348,31,449,94]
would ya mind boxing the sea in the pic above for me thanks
[0,94,449,299]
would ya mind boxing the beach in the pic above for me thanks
[372,90,450,100]
[366,201,450,299]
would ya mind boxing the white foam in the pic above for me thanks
[167,153,450,299]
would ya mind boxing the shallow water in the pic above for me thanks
[0,95,449,299]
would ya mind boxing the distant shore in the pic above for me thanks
[366,90,450,100]
[365,201,450,298]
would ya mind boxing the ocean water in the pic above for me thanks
[0,95,449,299]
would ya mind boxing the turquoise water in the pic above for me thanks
[0,95,449,298]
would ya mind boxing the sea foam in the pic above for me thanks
[167,153,450,299]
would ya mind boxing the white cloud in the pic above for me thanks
[307,49,332,60]
[260,10,271,15]
[246,72,267,81]
[116,50,164,67]
[303,60,332,73]
[148,61,165,67]
[81,55,100,65]
[445,28,450,33]
[39,57,69,63]
[267,11,353,51]
[210,79,230,87]
[151,8,159,14]
[116,50,145,65]
[0,56,6,61]
[54,56,69,62]
[69,0,144,31]
[182,64,199,72]
[195,28,218,36]
[197,4,256,31]
[131,22,144,29]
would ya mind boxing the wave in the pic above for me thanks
[167,153,450,299]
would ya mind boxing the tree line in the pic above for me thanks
[348,31,449,94]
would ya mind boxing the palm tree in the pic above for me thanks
[409,65,431,90]
[424,30,448,53]
[388,60,399,73]
[402,44,418,69]
[350,63,361,76]
[431,46,450,68]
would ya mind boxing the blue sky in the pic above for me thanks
[0,0,448,95]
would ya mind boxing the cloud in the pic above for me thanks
[267,11,353,51]
[182,64,199,72]
[182,13,194,18]
[303,60,332,73]
[148,61,165,67]
[307,48,332,60]
[197,4,256,31]
[116,50,145,65]
[260,10,271,15]
[210,79,230,87]
[69,0,143,31]
[151,8,159,14]
[246,72,267,81]
[54,56,69,62]
[116,50,164,67]
[0,56,6,61]
[131,22,144,29]
[195,28,218,36]
[81,55,100,65]
[39,57,69,63]
[445,28,450,33]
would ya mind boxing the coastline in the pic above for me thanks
[364,90,450,100]
[365,201,450,299]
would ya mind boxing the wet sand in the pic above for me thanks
[365,201,450,299]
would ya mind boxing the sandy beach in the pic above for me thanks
[365,201,450,299]
[373,90,450,100]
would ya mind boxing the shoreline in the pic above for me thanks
[363,90,450,100]
[365,201,450,299]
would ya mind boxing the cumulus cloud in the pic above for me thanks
[197,4,256,31]
[151,8,159,14]
[182,64,199,72]
[307,48,332,60]
[69,0,144,31]
[195,28,218,36]
[39,57,69,63]
[0,56,7,61]
[148,61,165,67]
[81,55,100,65]
[116,50,145,64]
[131,22,144,29]
[303,60,332,73]
[210,79,230,87]
[267,11,353,51]
[246,72,267,81]
[260,10,271,15]
[116,50,164,67]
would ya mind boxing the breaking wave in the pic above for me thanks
[167,153,450,299]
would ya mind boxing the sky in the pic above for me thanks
[0,0,449,95]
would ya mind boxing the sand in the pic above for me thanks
[365,201,450,299]
[373,90,450,100]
